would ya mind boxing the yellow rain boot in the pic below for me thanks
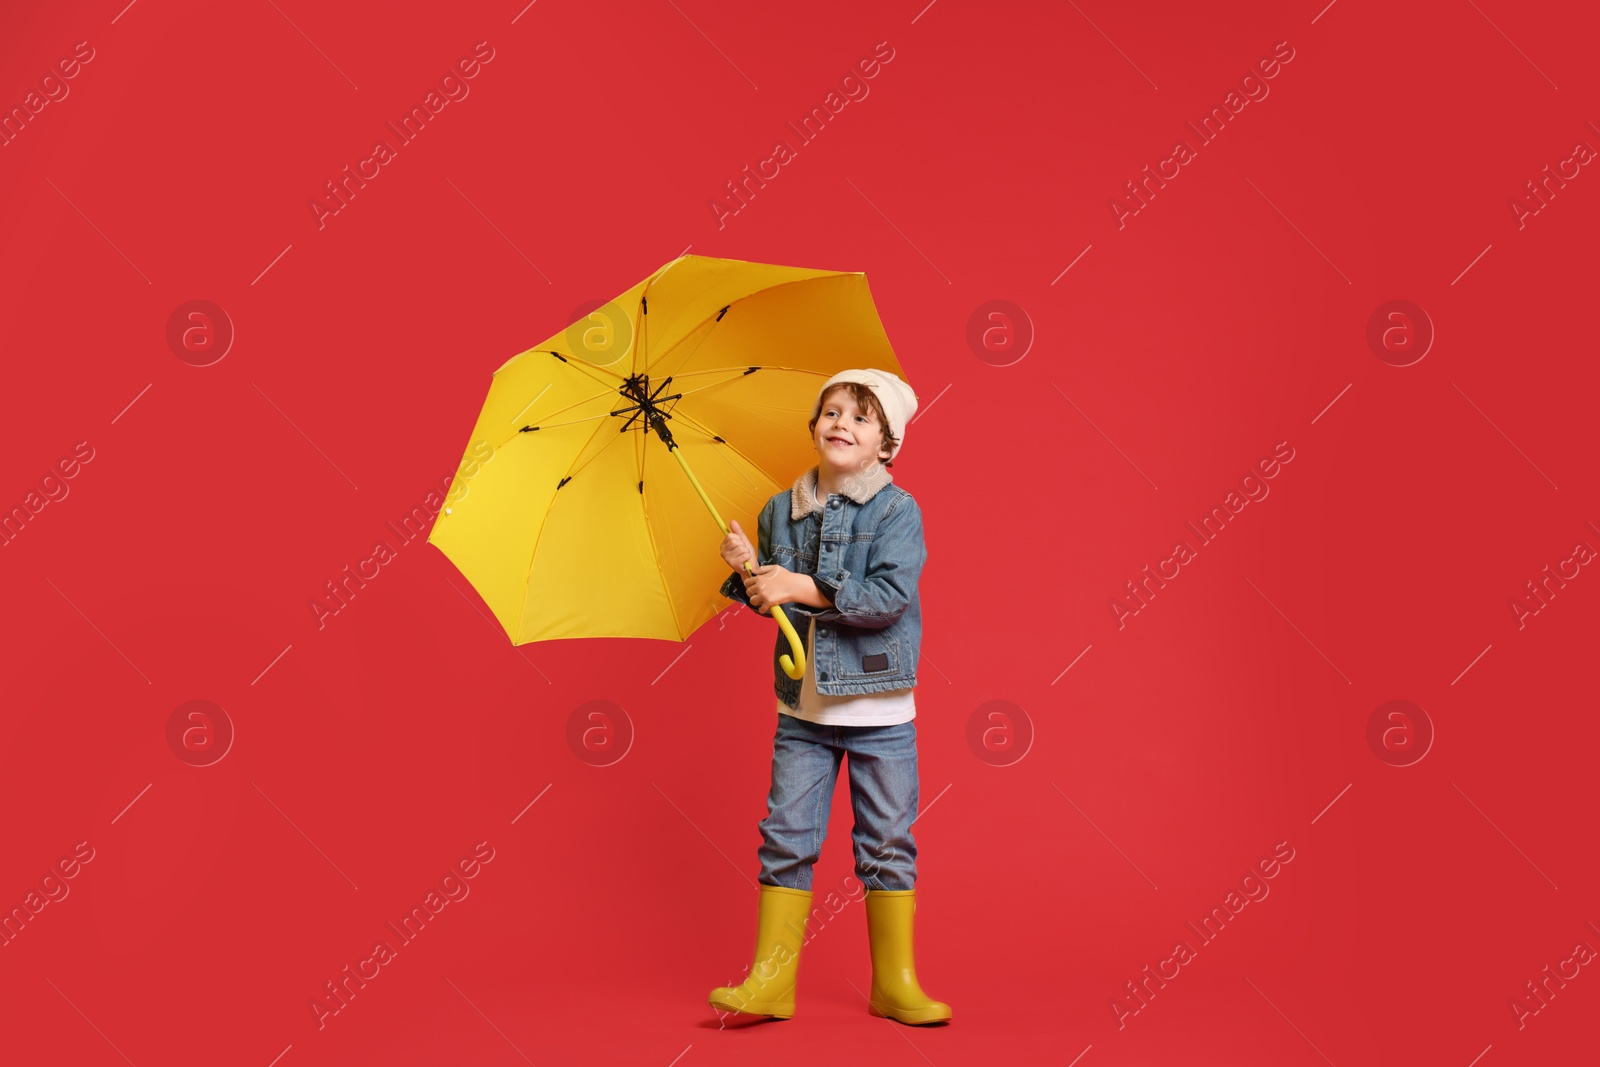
[865,888,952,1024]
[708,884,814,1019]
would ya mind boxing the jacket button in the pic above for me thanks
[818,628,827,636]
[819,672,829,681]
[825,544,833,552]
[830,500,839,509]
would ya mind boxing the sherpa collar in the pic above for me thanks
[790,463,893,520]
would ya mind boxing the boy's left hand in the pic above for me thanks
[742,564,798,614]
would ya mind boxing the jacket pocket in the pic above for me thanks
[837,631,901,679]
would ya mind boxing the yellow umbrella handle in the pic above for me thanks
[660,436,806,680]
[739,558,807,680]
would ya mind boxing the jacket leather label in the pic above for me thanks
[862,652,890,672]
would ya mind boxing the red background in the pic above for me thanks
[2,1,1597,1064]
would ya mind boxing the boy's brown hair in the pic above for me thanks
[808,382,901,468]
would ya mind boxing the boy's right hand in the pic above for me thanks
[720,519,756,572]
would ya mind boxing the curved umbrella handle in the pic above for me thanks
[741,558,806,679]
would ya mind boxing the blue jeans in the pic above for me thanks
[757,713,919,892]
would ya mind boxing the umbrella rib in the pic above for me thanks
[654,313,720,382]
[489,352,630,450]
[647,305,726,382]
[633,430,687,641]
[488,407,617,455]
[658,397,811,519]
[521,399,629,600]
[678,395,812,432]
[536,348,631,392]
[494,409,609,446]
[663,406,789,508]
[667,372,789,400]
[644,272,862,380]
[494,356,671,450]
[554,413,632,492]
[661,366,843,391]
[670,366,841,377]
[644,367,763,378]
[630,265,727,381]
[635,295,645,377]
[620,365,845,424]
[658,408,764,502]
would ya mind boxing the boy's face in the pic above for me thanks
[814,388,888,473]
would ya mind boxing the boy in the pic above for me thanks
[707,368,952,1026]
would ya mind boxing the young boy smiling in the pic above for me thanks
[732,384,895,616]
[708,368,952,1026]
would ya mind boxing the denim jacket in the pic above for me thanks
[720,462,926,711]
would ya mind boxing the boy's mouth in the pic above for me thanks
[827,436,852,448]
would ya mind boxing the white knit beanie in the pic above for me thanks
[812,368,918,463]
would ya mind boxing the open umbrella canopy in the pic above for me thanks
[427,253,910,647]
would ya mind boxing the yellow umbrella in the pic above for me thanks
[426,253,911,679]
